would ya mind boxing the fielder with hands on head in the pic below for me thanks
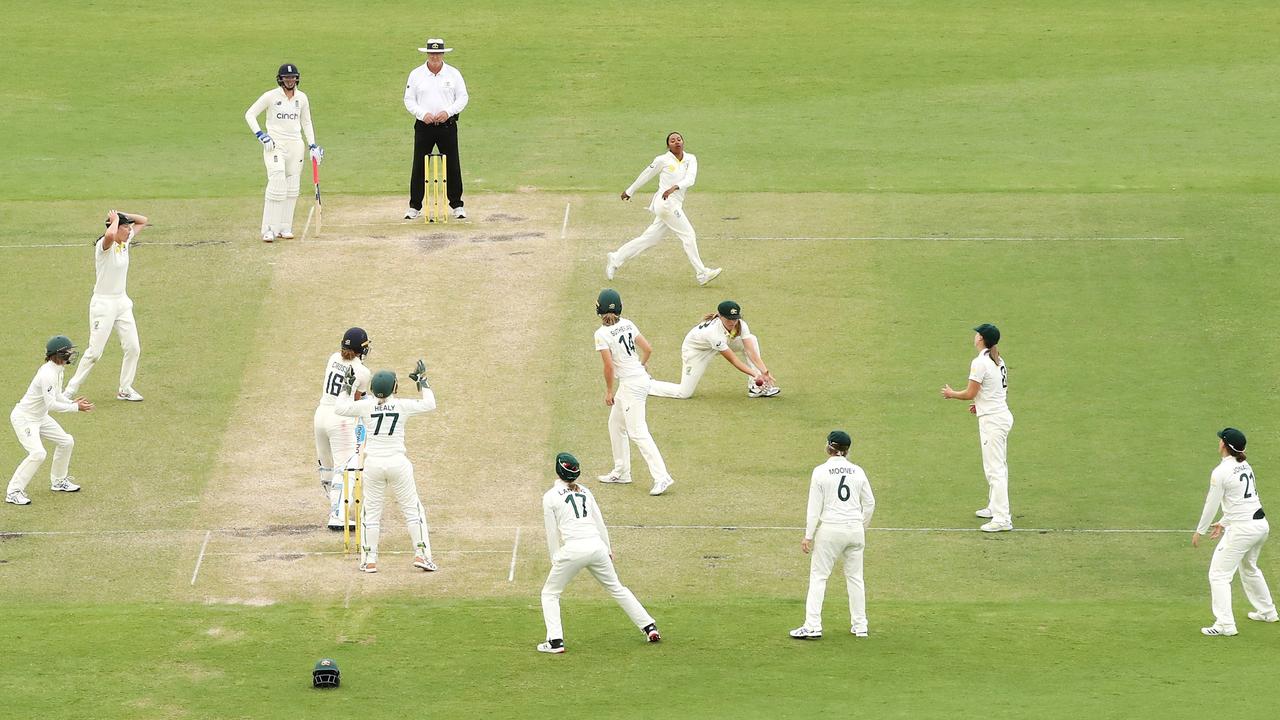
[334,360,438,573]
[7,336,94,506]
[649,300,779,400]
[941,323,1014,532]
[403,38,468,220]
[315,328,372,530]
[244,63,323,241]
[593,289,676,496]
[538,452,661,654]
[63,210,148,403]
[1192,427,1277,636]
[607,132,721,286]
[790,430,875,639]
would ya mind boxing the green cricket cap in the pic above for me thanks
[717,300,742,320]
[1218,427,1246,452]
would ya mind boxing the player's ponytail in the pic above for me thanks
[1230,447,1247,462]
[702,311,718,323]
[987,345,1001,366]
[601,313,620,327]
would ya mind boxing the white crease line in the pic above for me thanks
[343,581,354,610]
[190,530,212,586]
[561,202,571,239]
[726,236,1184,242]
[507,527,521,582]
[205,549,507,557]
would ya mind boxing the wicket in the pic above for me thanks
[425,152,448,223]
[342,466,363,558]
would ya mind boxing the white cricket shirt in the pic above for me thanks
[244,88,316,144]
[404,62,469,120]
[968,349,1009,416]
[626,151,698,213]
[684,317,753,353]
[92,227,134,297]
[594,319,649,382]
[334,388,436,459]
[805,456,875,540]
[1197,457,1264,534]
[13,361,77,422]
[542,482,611,558]
[317,353,371,407]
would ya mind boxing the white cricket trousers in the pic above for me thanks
[359,454,432,564]
[804,523,867,632]
[650,336,760,399]
[313,405,358,516]
[1208,518,1275,630]
[8,410,73,494]
[64,294,140,397]
[978,410,1014,525]
[606,376,672,484]
[262,138,305,234]
[612,203,710,279]
[540,538,655,642]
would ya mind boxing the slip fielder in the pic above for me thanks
[315,328,372,530]
[649,300,779,400]
[244,63,324,241]
[7,336,94,506]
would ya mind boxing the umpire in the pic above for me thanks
[404,38,469,220]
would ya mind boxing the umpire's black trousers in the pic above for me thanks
[409,117,464,210]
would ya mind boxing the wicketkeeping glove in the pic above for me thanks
[340,366,356,395]
[254,130,273,147]
[409,359,430,389]
[309,144,325,164]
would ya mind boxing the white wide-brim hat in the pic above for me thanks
[418,38,453,53]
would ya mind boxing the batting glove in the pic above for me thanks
[254,130,273,147]
[310,144,325,164]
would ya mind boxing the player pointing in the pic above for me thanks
[538,452,661,654]
[7,336,94,506]
[315,328,372,530]
[244,63,323,241]
[649,300,779,400]
[1193,427,1276,636]
[335,361,437,573]
[790,430,875,640]
[941,323,1014,532]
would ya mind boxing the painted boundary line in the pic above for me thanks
[189,530,212,586]
[507,527,522,582]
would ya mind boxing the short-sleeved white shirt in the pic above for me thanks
[968,349,1008,416]
[594,318,649,382]
[93,227,134,297]
[684,317,753,354]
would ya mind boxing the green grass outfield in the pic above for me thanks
[2,2,1280,718]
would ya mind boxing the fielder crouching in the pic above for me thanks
[334,361,437,574]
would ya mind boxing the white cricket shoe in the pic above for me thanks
[51,477,81,492]
[1247,611,1279,623]
[747,384,781,398]
[404,207,422,220]
[649,478,675,496]
[326,513,348,531]
[1201,625,1238,637]
[597,473,632,484]
[413,556,438,572]
[851,627,869,638]
[697,268,723,286]
[278,231,295,240]
[605,252,619,280]
[262,232,275,242]
[359,562,378,574]
[452,206,467,219]
[789,626,822,640]
[975,508,994,519]
[980,521,1013,533]
[537,641,566,654]
[5,490,31,505]
[117,388,144,402]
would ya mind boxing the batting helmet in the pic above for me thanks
[341,327,370,358]
[45,335,77,364]
[277,63,300,87]
[555,452,581,483]
[370,370,397,399]
[596,289,622,315]
[312,658,340,688]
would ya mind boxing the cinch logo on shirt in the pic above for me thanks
[275,111,299,120]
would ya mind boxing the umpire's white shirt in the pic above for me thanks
[805,456,875,539]
[93,228,134,297]
[626,151,698,213]
[13,362,77,422]
[969,349,1008,416]
[334,389,436,459]
[404,63,469,120]
[244,88,316,145]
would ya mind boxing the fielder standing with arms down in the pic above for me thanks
[538,452,661,654]
[790,431,875,640]
[7,336,93,506]
[941,323,1013,532]
[607,132,721,286]
[315,328,372,530]
[63,210,148,403]
[403,38,468,220]
[244,63,323,241]
[335,362,438,573]
[593,289,676,496]
[649,300,779,399]
[1192,427,1277,636]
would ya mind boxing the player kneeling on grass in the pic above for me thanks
[7,336,94,506]
[649,300,778,400]
[790,430,875,640]
[538,453,661,654]
[1192,427,1277,636]
[335,362,437,574]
